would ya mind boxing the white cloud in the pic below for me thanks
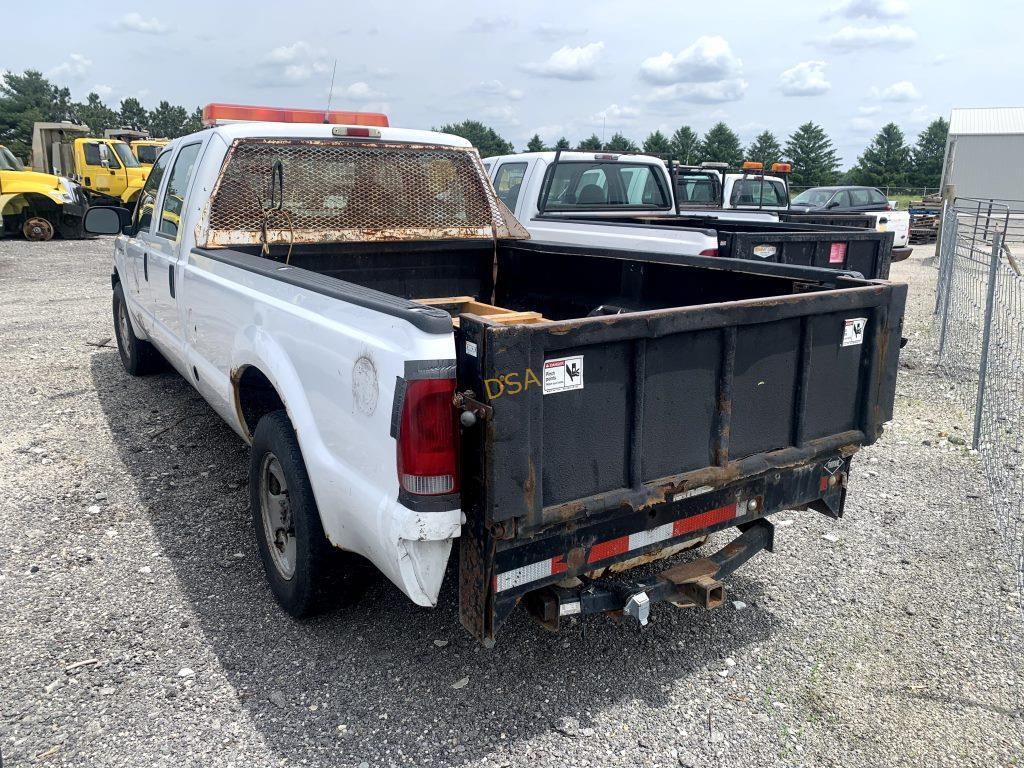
[908,105,939,125]
[823,24,917,50]
[876,80,922,101]
[114,13,169,34]
[639,36,742,84]
[522,42,604,81]
[647,79,748,104]
[481,105,519,125]
[930,53,951,66]
[851,116,877,133]
[590,103,640,125]
[476,80,524,101]
[343,82,387,102]
[824,0,908,19]
[778,61,831,96]
[92,84,113,98]
[859,105,882,115]
[47,53,92,82]
[258,41,331,85]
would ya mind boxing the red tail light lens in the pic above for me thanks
[699,248,719,256]
[397,378,458,495]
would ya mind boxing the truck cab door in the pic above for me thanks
[143,141,204,362]
[123,149,172,329]
[78,140,125,199]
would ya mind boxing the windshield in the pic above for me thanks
[542,161,670,211]
[792,188,835,206]
[112,142,141,168]
[136,144,160,164]
[0,146,26,171]
[730,178,788,207]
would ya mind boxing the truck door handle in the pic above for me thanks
[168,264,175,298]
[143,253,148,281]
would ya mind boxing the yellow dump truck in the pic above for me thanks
[33,122,149,208]
[103,129,169,168]
[0,143,88,240]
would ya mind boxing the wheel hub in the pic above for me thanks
[23,217,54,242]
[260,453,296,580]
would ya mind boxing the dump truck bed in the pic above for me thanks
[453,243,906,642]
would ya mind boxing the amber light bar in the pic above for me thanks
[202,103,389,127]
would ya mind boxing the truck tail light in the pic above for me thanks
[397,378,459,496]
[699,248,719,256]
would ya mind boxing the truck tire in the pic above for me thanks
[250,410,367,617]
[112,283,164,375]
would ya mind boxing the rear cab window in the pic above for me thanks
[541,161,670,211]
[675,172,721,204]
[729,178,788,207]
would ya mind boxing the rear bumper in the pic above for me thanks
[460,451,851,643]
[891,246,913,262]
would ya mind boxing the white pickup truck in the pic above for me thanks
[84,110,906,643]
[484,151,897,278]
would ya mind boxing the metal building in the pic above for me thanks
[942,107,1024,203]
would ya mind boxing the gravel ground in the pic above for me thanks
[0,237,1021,767]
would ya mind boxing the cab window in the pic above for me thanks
[729,178,787,207]
[133,151,172,232]
[136,145,160,165]
[83,142,121,169]
[542,161,668,210]
[158,143,202,238]
[493,162,527,211]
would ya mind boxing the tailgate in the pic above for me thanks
[456,277,906,642]
[724,227,894,279]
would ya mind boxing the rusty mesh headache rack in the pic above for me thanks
[201,138,527,248]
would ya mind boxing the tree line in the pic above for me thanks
[2,68,947,190]
[0,70,203,159]
[441,117,949,190]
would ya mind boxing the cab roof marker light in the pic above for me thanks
[742,161,763,171]
[201,103,389,128]
[594,153,619,161]
[332,126,381,138]
[771,162,792,173]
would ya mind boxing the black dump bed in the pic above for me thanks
[540,214,895,279]
[455,242,905,642]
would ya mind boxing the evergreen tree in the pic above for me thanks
[783,122,841,187]
[744,130,783,168]
[604,132,639,152]
[0,70,70,158]
[148,101,190,138]
[73,93,119,136]
[700,122,743,166]
[853,122,912,188]
[182,106,204,135]
[525,133,546,152]
[642,130,672,156]
[669,125,701,164]
[118,98,150,132]
[578,134,603,151]
[436,119,513,157]
[554,136,571,150]
[911,117,949,189]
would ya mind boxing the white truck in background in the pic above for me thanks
[81,104,906,643]
[484,151,897,277]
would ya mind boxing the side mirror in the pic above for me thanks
[84,206,132,235]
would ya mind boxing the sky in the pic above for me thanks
[4,0,1020,168]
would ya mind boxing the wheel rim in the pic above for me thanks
[260,453,296,580]
[116,299,133,363]
[23,217,54,242]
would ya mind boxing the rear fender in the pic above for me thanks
[229,326,459,607]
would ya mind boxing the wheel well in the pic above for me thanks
[234,365,286,439]
[1,192,58,220]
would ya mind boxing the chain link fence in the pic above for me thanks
[933,198,1024,623]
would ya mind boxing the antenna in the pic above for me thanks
[324,59,338,123]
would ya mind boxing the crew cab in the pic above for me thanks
[788,186,912,261]
[485,151,896,278]
[85,105,906,644]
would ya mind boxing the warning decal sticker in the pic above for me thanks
[842,317,867,347]
[543,355,584,394]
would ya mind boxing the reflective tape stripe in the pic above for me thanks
[494,500,747,593]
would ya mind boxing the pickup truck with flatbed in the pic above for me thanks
[483,150,897,278]
[85,106,906,644]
